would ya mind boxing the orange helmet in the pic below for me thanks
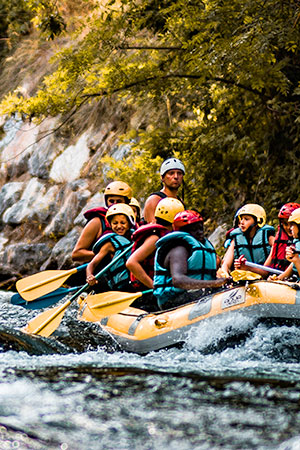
[104,181,132,205]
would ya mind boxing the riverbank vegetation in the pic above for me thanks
[0,0,300,223]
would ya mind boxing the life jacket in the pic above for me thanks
[232,225,275,265]
[292,238,300,278]
[224,227,235,249]
[130,224,169,290]
[153,231,217,307]
[270,225,292,271]
[92,232,132,290]
[83,207,111,234]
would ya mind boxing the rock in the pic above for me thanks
[40,227,81,270]
[43,183,91,238]
[49,132,91,183]
[28,135,61,179]
[208,224,227,248]
[2,178,58,225]
[0,181,24,217]
[1,243,52,274]
[74,192,105,226]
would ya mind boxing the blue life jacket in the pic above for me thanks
[232,225,275,265]
[92,232,132,290]
[292,239,300,278]
[153,231,217,307]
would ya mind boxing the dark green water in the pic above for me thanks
[1,291,300,449]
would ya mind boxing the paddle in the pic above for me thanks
[23,244,134,337]
[16,263,88,301]
[11,286,81,310]
[83,289,153,317]
[244,262,283,275]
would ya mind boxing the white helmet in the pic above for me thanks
[160,158,185,177]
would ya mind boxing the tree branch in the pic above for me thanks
[82,73,265,99]
[118,45,183,50]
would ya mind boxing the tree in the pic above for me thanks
[1,0,300,222]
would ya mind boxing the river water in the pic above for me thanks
[1,290,300,449]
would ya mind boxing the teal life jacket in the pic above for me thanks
[153,231,217,307]
[292,239,300,278]
[232,225,275,265]
[92,232,132,290]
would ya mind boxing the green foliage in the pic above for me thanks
[1,0,300,223]
[0,0,33,58]
[28,0,66,40]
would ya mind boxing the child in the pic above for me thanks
[72,181,132,263]
[129,197,142,226]
[233,202,300,279]
[86,203,135,291]
[281,207,300,279]
[266,203,300,271]
[220,204,275,277]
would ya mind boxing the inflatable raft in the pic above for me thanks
[77,280,300,354]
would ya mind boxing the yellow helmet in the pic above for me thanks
[104,181,132,204]
[288,207,300,225]
[106,204,136,226]
[154,198,185,224]
[129,197,141,214]
[238,204,266,228]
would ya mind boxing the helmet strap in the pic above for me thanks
[243,222,256,238]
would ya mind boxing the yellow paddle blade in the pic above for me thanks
[85,291,143,316]
[231,269,262,282]
[16,268,78,301]
[22,300,71,337]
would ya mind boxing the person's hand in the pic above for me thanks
[234,255,247,270]
[268,274,278,281]
[217,268,230,278]
[286,246,299,263]
[86,274,97,286]
[214,277,232,287]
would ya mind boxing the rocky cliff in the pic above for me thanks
[0,101,137,287]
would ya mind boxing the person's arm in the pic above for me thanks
[268,234,275,247]
[234,254,270,278]
[86,242,114,285]
[286,246,300,277]
[167,246,228,290]
[269,262,293,281]
[143,195,161,223]
[72,218,103,263]
[126,235,158,289]
[220,240,235,277]
[234,235,277,278]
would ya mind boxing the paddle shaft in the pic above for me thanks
[11,286,81,309]
[29,243,134,336]
[245,261,283,275]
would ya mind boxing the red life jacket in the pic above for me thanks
[270,225,292,271]
[83,207,111,233]
[130,223,169,290]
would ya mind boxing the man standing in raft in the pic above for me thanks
[153,210,229,310]
[72,181,132,263]
[143,157,185,223]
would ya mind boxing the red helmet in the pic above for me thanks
[278,203,300,219]
[173,210,203,230]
